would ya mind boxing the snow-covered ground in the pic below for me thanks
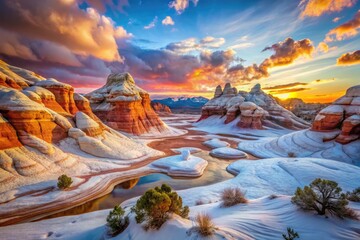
[193,115,293,139]
[1,157,359,240]
[238,129,360,165]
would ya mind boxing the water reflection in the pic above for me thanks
[42,154,236,219]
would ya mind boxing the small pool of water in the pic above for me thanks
[44,154,237,219]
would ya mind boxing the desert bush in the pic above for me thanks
[195,199,204,205]
[346,187,360,202]
[287,152,296,158]
[221,187,247,207]
[282,227,299,240]
[291,178,358,219]
[106,205,129,236]
[132,184,189,230]
[194,213,216,237]
[57,174,73,190]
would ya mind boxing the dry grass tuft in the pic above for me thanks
[221,187,247,207]
[195,213,215,236]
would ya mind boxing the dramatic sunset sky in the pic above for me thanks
[0,0,359,102]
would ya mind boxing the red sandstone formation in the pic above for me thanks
[151,102,172,113]
[199,83,309,130]
[86,73,168,135]
[0,114,22,150]
[0,89,70,143]
[312,85,360,144]
[36,79,78,115]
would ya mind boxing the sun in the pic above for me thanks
[274,93,290,100]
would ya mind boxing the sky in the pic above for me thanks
[0,0,359,102]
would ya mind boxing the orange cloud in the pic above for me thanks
[269,87,310,94]
[299,0,356,18]
[227,38,315,81]
[0,0,131,62]
[317,42,329,53]
[169,0,199,14]
[263,82,308,90]
[337,50,360,65]
[325,10,360,42]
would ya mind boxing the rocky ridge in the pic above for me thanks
[199,83,310,130]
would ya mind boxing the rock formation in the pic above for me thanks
[0,60,159,189]
[199,83,309,130]
[312,85,360,144]
[151,102,172,113]
[238,85,360,163]
[277,97,328,122]
[85,73,168,135]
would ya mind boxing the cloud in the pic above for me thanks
[83,0,129,13]
[333,17,342,22]
[227,38,315,81]
[169,0,199,14]
[144,16,158,29]
[228,42,254,49]
[165,37,225,53]
[299,0,355,18]
[263,82,308,90]
[325,10,360,42]
[162,16,175,25]
[311,78,335,84]
[337,50,360,65]
[269,87,310,94]
[317,42,329,53]
[0,0,131,62]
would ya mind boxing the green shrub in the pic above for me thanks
[57,174,73,190]
[291,178,358,219]
[346,187,360,202]
[282,227,299,240]
[131,184,189,230]
[221,187,247,207]
[106,205,129,236]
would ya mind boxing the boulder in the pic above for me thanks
[75,112,103,137]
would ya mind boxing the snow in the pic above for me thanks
[203,138,230,148]
[2,158,360,240]
[237,129,360,164]
[151,153,208,177]
[171,147,202,154]
[210,147,248,159]
[75,111,99,130]
[193,115,292,139]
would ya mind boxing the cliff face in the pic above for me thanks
[312,85,360,144]
[199,83,310,130]
[151,102,172,113]
[85,73,168,135]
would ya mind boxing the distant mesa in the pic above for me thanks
[85,73,169,135]
[198,82,310,130]
[277,97,328,122]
